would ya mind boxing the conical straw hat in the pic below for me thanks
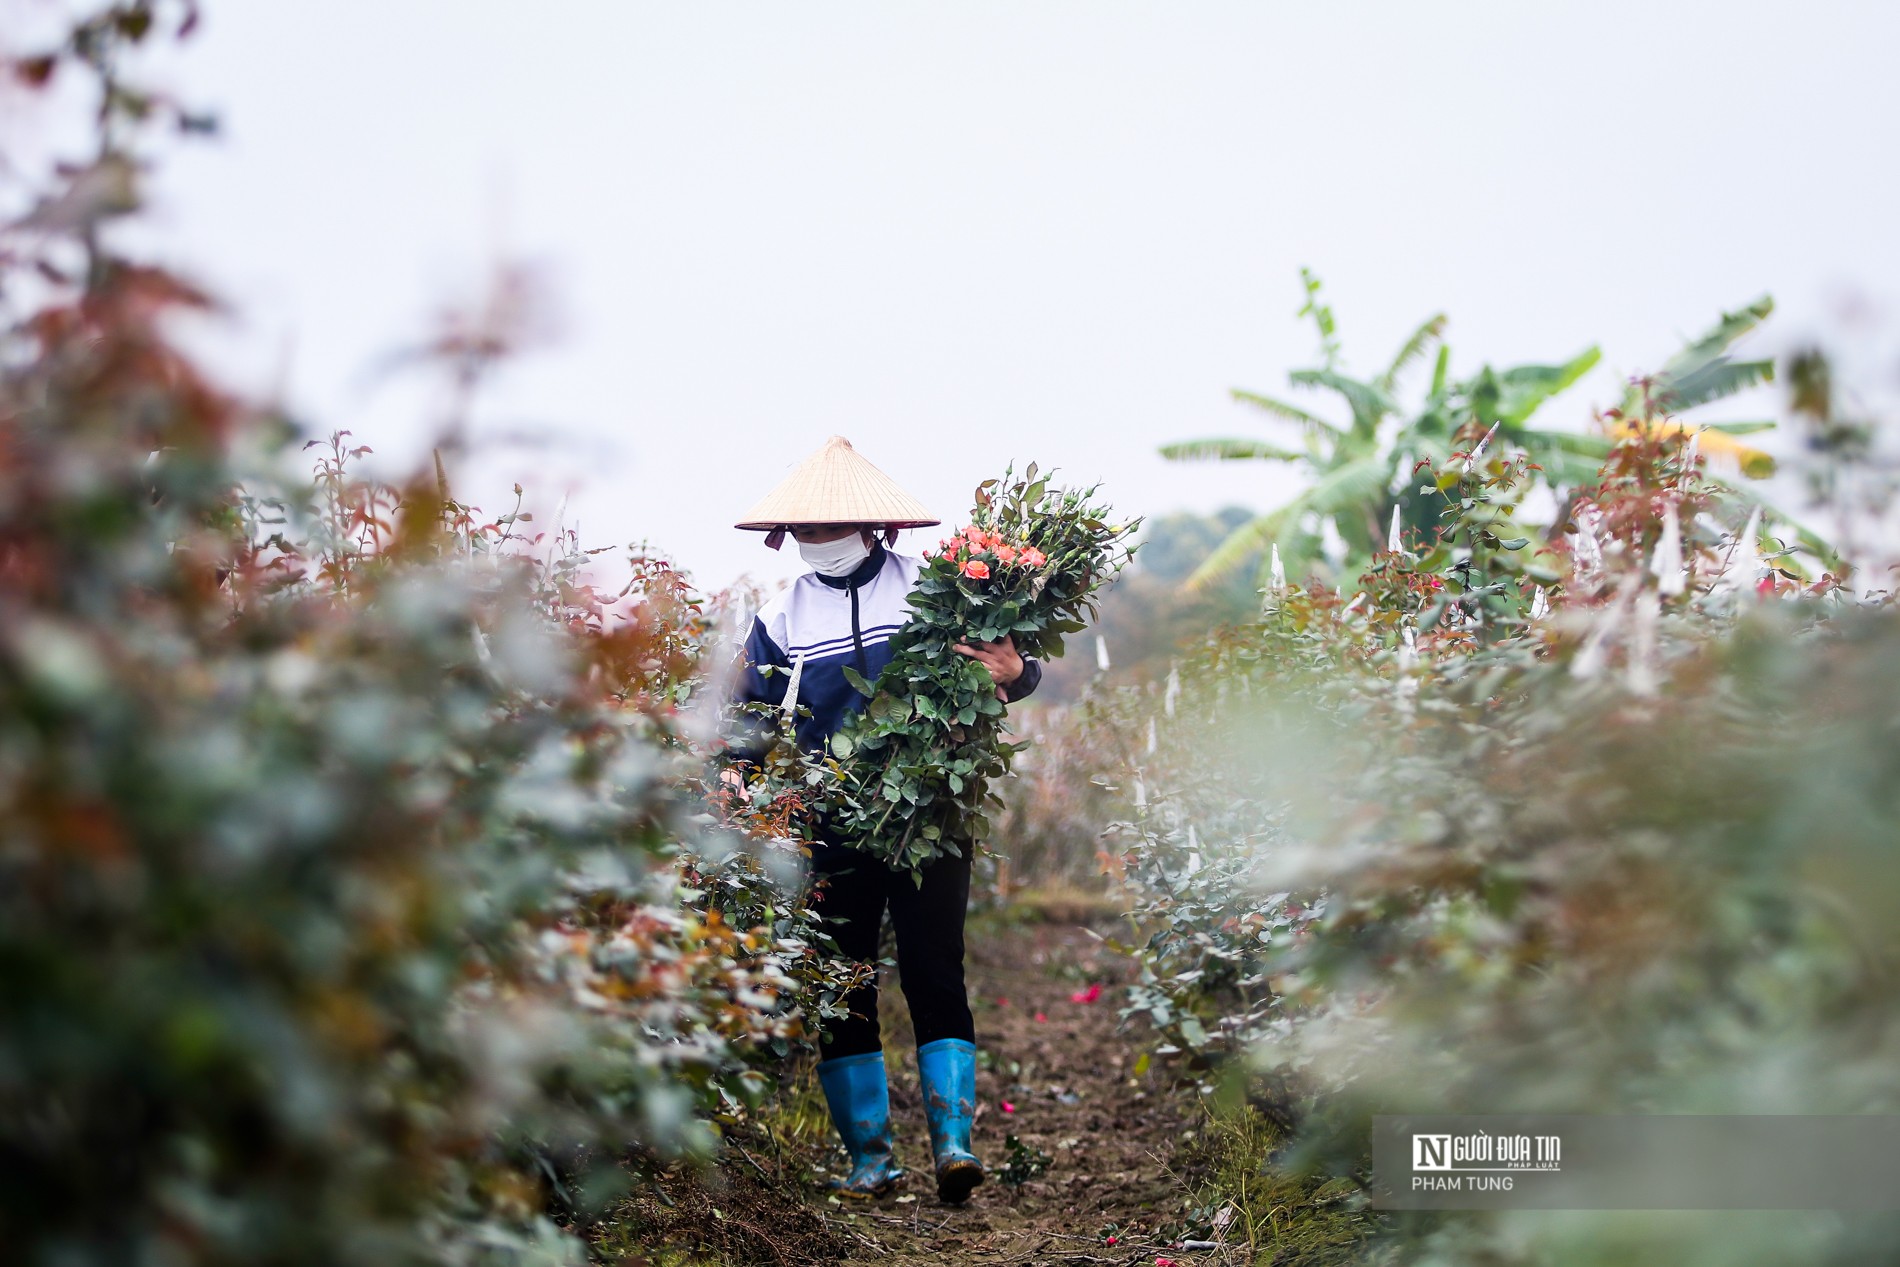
[735,435,939,530]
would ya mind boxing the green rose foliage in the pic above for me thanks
[0,13,874,1262]
[1045,403,1900,1262]
[824,467,1138,879]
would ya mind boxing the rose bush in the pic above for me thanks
[1042,371,1897,1262]
[0,14,863,1264]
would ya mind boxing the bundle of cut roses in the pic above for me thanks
[825,466,1138,880]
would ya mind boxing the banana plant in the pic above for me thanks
[1608,296,1779,478]
[1164,272,1778,590]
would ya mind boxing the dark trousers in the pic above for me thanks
[809,841,975,1060]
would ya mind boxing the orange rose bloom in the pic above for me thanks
[1020,547,1047,567]
[961,559,991,580]
[994,544,1018,565]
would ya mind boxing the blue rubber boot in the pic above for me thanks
[816,1051,905,1197]
[917,1038,984,1203]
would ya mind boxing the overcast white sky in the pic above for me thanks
[13,1,1900,588]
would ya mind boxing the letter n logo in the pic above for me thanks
[1413,1134,1451,1170]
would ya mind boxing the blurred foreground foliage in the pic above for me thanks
[1052,356,1900,1259]
[1,9,859,1265]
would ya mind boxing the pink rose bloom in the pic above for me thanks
[1020,547,1047,567]
[995,544,1018,565]
[961,559,991,580]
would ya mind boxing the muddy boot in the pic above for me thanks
[816,1050,905,1197]
[917,1038,984,1204]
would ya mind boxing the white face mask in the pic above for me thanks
[797,532,874,577]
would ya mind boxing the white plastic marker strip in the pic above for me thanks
[1651,503,1685,596]
[780,652,807,717]
[1721,507,1764,596]
[1463,421,1500,474]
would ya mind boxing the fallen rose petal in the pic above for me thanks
[1034,1010,1047,1022]
[1069,984,1102,1004]
[1156,1258,1177,1267]
[1001,1101,1016,1114]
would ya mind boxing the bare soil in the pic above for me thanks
[597,919,1216,1266]
[809,919,1204,1265]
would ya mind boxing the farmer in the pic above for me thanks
[727,435,1042,1203]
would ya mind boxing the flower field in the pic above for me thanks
[1,13,870,1262]
[996,322,1900,1262]
[7,8,1900,1267]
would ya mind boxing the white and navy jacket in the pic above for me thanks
[731,544,1042,759]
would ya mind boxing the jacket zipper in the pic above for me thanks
[848,577,867,678]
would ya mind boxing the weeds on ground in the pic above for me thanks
[1000,1134,1055,1190]
[1168,1099,1383,1267]
[589,1063,856,1266]
[589,1156,850,1267]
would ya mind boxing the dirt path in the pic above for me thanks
[601,920,1212,1266]
[826,919,1197,1265]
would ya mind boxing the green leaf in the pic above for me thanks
[1514,428,1612,459]
[1627,296,1776,414]
[1286,369,1400,435]
[1158,437,1305,463]
[1492,346,1601,424]
[1227,390,1343,437]
[1185,450,1394,589]
[1377,313,1448,393]
[1655,359,1775,412]
[840,665,874,697]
